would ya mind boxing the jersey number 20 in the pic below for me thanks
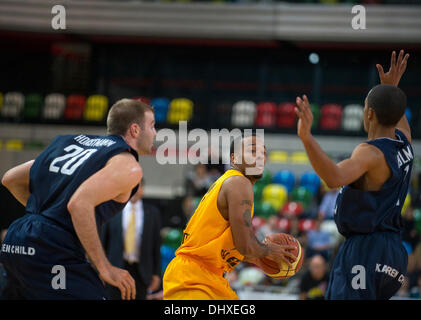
[49,145,97,175]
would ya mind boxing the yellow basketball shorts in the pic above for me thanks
[163,254,239,300]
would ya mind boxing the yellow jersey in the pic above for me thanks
[175,169,253,274]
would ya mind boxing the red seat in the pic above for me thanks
[320,104,343,130]
[277,102,297,128]
[132,96,151,105]
[64,95,86,120]
[255,102,277,127]
[298,219,316,232]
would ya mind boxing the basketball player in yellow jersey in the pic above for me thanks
[163,135,297,300]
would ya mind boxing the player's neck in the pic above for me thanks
[367,125,396,141]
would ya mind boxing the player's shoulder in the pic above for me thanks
[352,142,385,163]
[221,174,253,196]
[107,151,142,175]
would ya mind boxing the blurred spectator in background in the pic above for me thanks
[318,187,339,220]
[402,205,420,255]
[299,255,329,300]
[306,214,334,261]
[101,179,162,300]
[409,273,421,299]
[185,164,213,197]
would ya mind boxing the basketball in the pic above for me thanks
[256,233,304,279]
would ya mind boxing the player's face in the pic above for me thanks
[137,111,156,155]
[240,136,267,179]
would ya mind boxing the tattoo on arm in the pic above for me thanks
[242,208,269,258]
[241,200,253,207]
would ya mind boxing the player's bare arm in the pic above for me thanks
[219,175,297,267]
[377,49,411,143]
[295,95,382,189]
[1,160,34,206]
[67,151,142,300]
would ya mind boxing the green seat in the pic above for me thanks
[23,94,43,120]
[311,104,320,129]
[253,181,266,201]
[254,200,276,218]
[260,170,272,185]
[164,228,184,250]
[291,186,313,209]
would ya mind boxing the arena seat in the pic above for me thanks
[255,101,277,128]
[253,182,265,201]
[167,98,194,124]
[132,96,151,105]
[150,97,170,124]
[291,186,313,209]
[277,102,297,128]
[300,171,321,195]
[320,103,343,130]
[64,95,86,121]
[231,100,256,127]
[262,184,288,211]
[269,150,289,164]
[277,218,291,233]
[290,152,309,164]
[1,92,25,119]
[311,103,320,129]
[253,200,277,218]
[272,170,295,193]
[252,216,266,230]
[5,139,24,151]
[23,93,43,121]
[298,219,316,232]
[43,93,66,120]
[405,108,412,125]
[281,201,304,217]
[84,95,108,122]
[342,104,364,132]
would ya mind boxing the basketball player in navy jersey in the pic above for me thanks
[295,50,412,299]
[0,99,156,299]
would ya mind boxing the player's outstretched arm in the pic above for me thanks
[295,95,378,188]
[1,160,34,206]
[376,49,411,143]
[223,176,296,267]
[67,151,142,300]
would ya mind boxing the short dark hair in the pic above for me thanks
[366,84,407,126]
[230,133,264,156]
[106,98,154,136]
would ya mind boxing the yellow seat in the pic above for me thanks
[167,98,193,124]
[6,139,23,151]
[84,95,108,122]
[269,151,289,164]
[290,152,309,164]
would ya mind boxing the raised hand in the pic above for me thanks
[376,50,409,87]
[295,94,314,142]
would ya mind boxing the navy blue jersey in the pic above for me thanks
[26,134,139,234]
[334,129,413,238]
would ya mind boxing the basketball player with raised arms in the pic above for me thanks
[163,134,297,300]
[295,50,412,299]
[0,99,156,299]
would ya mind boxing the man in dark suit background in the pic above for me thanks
[101,179,162,300]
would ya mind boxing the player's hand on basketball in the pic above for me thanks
[376,50,409,87]
[99,265,136,300]
[295,94,313,141]
[266,241,298,268]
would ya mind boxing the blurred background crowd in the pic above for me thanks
[1,0,421,299]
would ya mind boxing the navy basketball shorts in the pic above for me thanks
[326,231,408,300]
[0,214,107,300]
